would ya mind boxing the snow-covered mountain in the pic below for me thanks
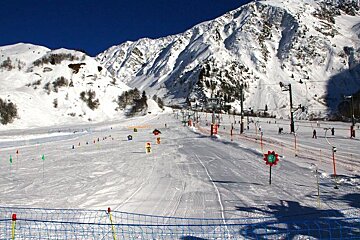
[0,43,130,129]
[97,0,360,119]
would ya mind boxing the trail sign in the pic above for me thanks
[263,151,279,166]
[263,150,279,185]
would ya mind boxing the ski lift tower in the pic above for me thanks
[344,95,355,138]
[240,83,244,134]
[280,82,295,133]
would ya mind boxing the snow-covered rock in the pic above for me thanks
[0,43,130,129]
[97,0,360,120]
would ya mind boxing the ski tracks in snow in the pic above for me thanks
[113,155,157,211]
[194,154,230,237]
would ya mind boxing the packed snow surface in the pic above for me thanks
[1,111,358,220]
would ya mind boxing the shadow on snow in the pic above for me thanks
[235,200,359,239]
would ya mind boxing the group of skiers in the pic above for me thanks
[312,127,335,139]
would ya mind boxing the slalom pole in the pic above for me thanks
[332,147,338,189]
[41,154,45,181]
[294,133,297,157]
[9,155,13,178]
[331,147,337,177]
[316,167,321,208]
[16,150,19,169]
[107,208,117,240]
[11,214,16,240]
[324,128,338,189]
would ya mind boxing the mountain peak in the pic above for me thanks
[97,0,360,119]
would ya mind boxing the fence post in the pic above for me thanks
[11,213,16,240]
[108,208,117,240]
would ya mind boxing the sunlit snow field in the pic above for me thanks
[0,109,359,220]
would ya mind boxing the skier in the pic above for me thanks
[312,129,317,139]
[278,127,283,134]
[331,127,335,136]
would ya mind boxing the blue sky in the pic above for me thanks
[1,0,252,56]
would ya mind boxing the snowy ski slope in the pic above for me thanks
[0,108,358,221]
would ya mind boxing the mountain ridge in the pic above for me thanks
[97,0,360,119]
[1,0,359,128]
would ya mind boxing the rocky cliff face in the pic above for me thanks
[98,0,360,119]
